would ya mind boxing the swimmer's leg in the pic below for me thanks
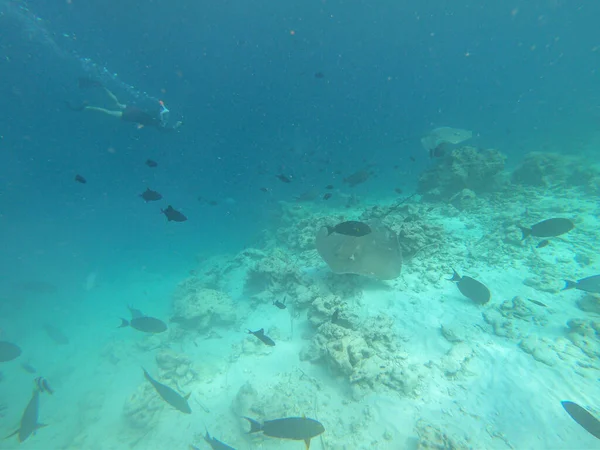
[83,106,123,118]
[102,88,126,110]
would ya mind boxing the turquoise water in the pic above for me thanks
[1,1,599,449]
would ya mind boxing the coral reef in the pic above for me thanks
[417,146,506,200]
[171,284,238,331]
[511,152,600,194]
[123,383,163,429]
[415,419,473,450]
[301,304,420,398]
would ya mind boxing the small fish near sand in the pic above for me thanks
[343,169,371,187]
[276,174,292,183]
[518,218,574,239]
[326,220,372,237]
[323,193,332,200]
[0,341,22,362]
[273,298,287,310]
[139,188,163,202]
[119,316,167,334]
[448,269,491,305]
[5,390,46,443]
[247,328,275,346]
[536,239,550,248]
[563,275,600,294]
[244,416,325,449]
[196,431,237,450]
[143,368,191,414]
[526,298,548,308]
[561,400,600,440]
[43,324,70,345]
[161,205,187,222]
[21,362,37,374]
[35,377,54,395]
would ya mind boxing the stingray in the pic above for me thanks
[420,126,472,156]
[316,220,402,280]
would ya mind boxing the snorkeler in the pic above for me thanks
[67,78,182,132]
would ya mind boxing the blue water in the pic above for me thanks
[1,0,599,448]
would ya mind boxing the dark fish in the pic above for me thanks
[244,416,325,449]
[323,193,332,200]
[247,328,275,346]
[202,431,237,450]
[142,368,191,414]
[21,362,37,374]
[314,72,325,79]
[343,169,371,187]
[145,159,158,167]
[74,174,87,184]
[140,188,162,202]
[527,298,547,308]
[35,377,53,395]
[325,185,334,190]
[127,305,144,319]
[276,174,292,183]
[119,316,167,334]
[518,218,574,239]
[5,390,46,443]
[0,341,22,362]
[394,188,403,194]
[295,189,319,202]
[536,240,550,248]
[561,401,600,440]
[448,269,491,305]
[162,205,187,222]
[326,220,371,237]
[208,200,218,206]
[331,308,340,324]
[260,187,270,193]
[43,324,69,345]
[78,77,103,89]
[563,275,600,294]
[410,156,416,162]
[273,298,287,310]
